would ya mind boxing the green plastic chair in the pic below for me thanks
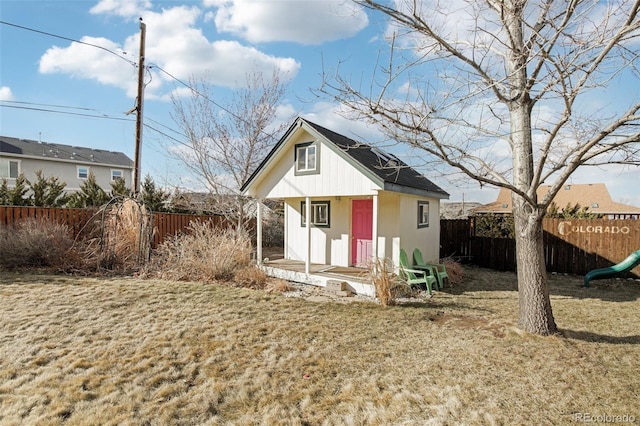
[413,248,449,289]
[399,249,436,296]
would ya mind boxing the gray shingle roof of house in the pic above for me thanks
[304,119,449,197]
[241,118,449,198]
[0,136,133,168]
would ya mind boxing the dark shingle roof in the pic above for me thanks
[0,136,133,168]
[303,119,448,197]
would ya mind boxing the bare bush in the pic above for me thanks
[442,258,464,287]
[265,279,295,293]
[0,219,75,270]
[233,266,267,290]
[99,199,153,273]
[148,222,251,282]
[367,257,414,307]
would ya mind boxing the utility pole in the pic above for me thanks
[132,19,146,195]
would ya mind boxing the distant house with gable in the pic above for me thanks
[472,183,640,219]
[0,135,133,192]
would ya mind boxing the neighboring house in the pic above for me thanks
[241,117,450,278]
[440,201,483,219]
[472,183,640,219]
[0,136,133,192]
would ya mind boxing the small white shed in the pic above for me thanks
[241,117,449,281]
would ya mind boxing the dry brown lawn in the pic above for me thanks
[1,268,639,425]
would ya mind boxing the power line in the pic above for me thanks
[150,64,282,143]
[0,20,136,66]
[1,100,96,111]
[0,104,134,122]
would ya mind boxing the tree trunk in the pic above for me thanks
[512,197,558,335]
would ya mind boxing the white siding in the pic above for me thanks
[284,197,351,266]
[398,195,441,263]
[250,130,379,199]
[1,156,132,192]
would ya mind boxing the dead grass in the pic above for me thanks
[0,268,639,424]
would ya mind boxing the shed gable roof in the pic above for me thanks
[241,117,449,199]
[0,136,133,168]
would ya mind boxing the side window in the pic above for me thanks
[418,200,429,228]
[111,169,123,181]
[301,201,331,228]
[294,142,320,175]
[8,160,19,179]
[77,166,89,179]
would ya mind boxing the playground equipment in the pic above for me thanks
[583,249,640,287]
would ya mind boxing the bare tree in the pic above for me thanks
[171,70,294,229]
[322,0,640,335]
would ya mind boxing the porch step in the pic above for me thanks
[326,280,347,292]
[325,280,353,297]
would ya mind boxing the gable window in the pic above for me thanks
[301,201,330,228]
[294,142,319,175]
[77,166,89,179]
[111,169,123,181]
[417,200,429,228]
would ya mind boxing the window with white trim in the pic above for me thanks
[8,160,19,179]
[111,169,123,181]
[294,142,319,175]
[417,200,429,228]
[301,201,330,228]
[0,159,20,179]
[77,166,89,179]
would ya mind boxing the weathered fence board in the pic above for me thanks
[441,218,640,276]
[0,206,226,248]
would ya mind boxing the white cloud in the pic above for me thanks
[38,4,300,99]
[0,86,15,101]
[90,0,152,19]
[39,36,139,97]
[207,0,368,45]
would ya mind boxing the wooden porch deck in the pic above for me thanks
[260,259,375,297]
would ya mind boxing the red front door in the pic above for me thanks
[351,199,373,266]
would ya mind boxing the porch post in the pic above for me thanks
[372,193,379,262]
[305,196,311,275]
[256,199,263,264]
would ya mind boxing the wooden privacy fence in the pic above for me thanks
[440,218,640,276]
[0,206,228,248]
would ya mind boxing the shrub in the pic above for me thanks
[442,257,464,286]
[97,199,153,273]
[0,219,75,270]
[265,279,295,293]
[367,257,414,307]
[148,222,251,282]
[233,266,267,289]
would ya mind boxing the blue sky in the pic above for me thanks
[1,0,639,206]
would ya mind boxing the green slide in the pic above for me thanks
[583,249,640,287]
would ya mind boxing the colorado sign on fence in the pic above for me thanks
[545,218,640,275]
[557,221,632,236]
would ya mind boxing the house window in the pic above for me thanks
[417,200,429,228]
[8,160,19,179]
[301,201,330,228]
[111,169,123,181]
[77,166,89,179]
[294,142,319,175]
